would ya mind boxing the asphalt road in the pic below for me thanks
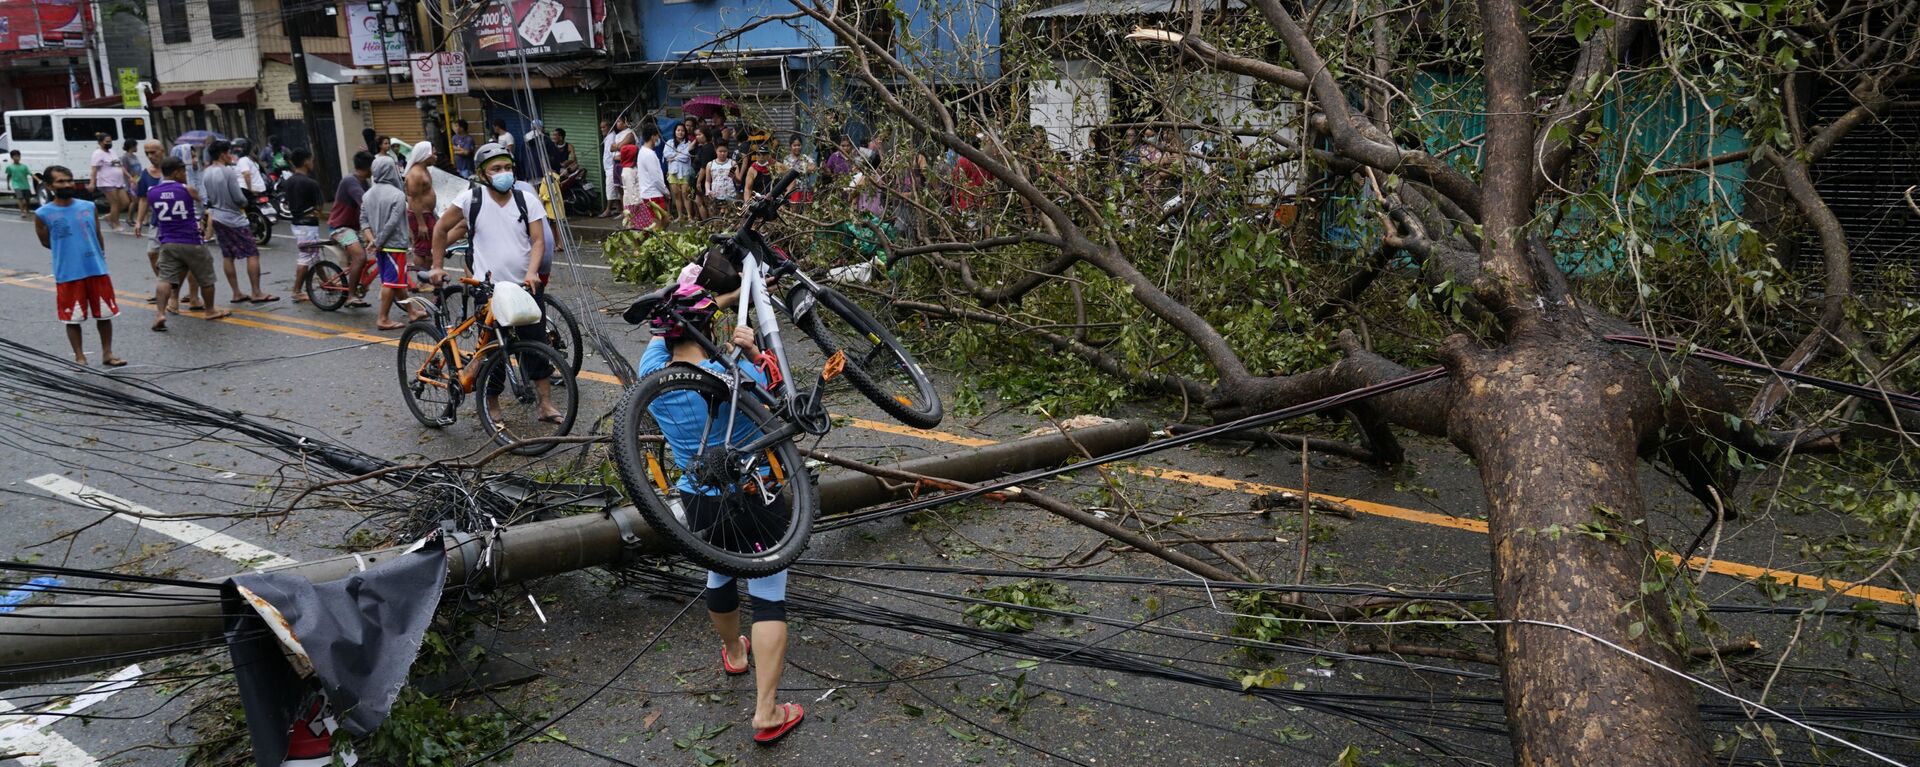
[0,213,1913,766]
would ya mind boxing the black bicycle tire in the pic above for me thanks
[536,293,585,374]
[396,321,458,429]
[307,260,348,311]
[474,340,578,456]
[792,286,944,428]
[610,366,816,578]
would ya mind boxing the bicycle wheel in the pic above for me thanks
[307,260,348,311]
[611,365,816,577]
[535,292,584,374]
[790,285,944,428]
[474,340,578,456]
[396,321,459,428]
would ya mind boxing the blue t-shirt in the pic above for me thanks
[37,200,108,283]
[134,169,165,199]
[637,337,771,496]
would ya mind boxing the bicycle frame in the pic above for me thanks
[402,283,507,396]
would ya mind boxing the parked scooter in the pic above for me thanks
[558,165,599,218]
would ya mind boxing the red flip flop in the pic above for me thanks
[721,636,750,675]
[753,703,803,745]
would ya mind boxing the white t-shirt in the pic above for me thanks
[495,132,514,150]
[235,156,266,192]
[633,144,668,199]
[452,186,547,285]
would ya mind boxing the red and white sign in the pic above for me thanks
[0,0,89,54]
[410,54,442,96]
[410,52,468,98]
[438,52,468,94]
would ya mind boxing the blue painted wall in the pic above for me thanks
[635,0,833,61]
[897,0,1003,81]
[633,0,1000,77]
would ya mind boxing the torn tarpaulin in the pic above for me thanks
[222,535,448,766]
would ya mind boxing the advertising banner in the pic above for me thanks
[463,0,604,62]
[0,0,89,54]
[347,2,407,66]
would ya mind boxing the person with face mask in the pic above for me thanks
[35,165,125,366]
[428,143,562,423]
[89,135,129,234]
[358,155,418,330]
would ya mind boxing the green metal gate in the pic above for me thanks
[539,90,603,194]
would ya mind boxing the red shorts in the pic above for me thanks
[56,274,120,324]
[376,249,410,289]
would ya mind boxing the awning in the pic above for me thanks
[1025,0,1243,17]
[148,89,203,107]
[203,87,257,105]
[79,94,121,107]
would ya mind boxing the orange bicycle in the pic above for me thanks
[395,276,579,456]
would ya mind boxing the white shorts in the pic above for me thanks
[293,225,323,266]
[603,161,620,199]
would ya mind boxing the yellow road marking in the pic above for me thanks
[3,273,1911,606]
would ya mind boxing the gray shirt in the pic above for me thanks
[359,156,411,251]
[201,163,250,228]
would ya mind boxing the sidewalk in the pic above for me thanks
[557,212,622,244]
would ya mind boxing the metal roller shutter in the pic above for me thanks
[539,90,603,192]
[672,75,800,142]
[1799,92,1920,288]
[369,100,427,146]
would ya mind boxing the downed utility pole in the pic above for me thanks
[0,419,1150,690]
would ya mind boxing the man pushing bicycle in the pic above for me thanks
[427,143,564,424]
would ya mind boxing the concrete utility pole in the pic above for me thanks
[284,1,324,167]
[0,421,1151,689]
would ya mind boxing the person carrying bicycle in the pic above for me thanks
[428,143,564,424]
[638,280,805,746]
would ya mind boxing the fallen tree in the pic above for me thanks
[755,0,1920,761]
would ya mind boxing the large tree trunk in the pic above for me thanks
[1445,325,1709,765]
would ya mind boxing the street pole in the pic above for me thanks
[284,2,324,179]
[90,0,110,99]
[0,421,1152,688]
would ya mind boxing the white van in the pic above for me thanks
[2,108,152,192]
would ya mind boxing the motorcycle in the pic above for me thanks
[265,169,292,220]
[558,165,599,218]
[248,190,276,247]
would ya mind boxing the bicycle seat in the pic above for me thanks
[622,285,674,325]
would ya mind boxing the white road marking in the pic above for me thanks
[26,475,297,569]
[0,664,142,767]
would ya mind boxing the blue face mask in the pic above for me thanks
[489,171,515,192]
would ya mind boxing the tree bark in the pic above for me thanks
[1445,327,1709,766]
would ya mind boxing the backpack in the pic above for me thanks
[465,183,557,275]
[465,183,529,242]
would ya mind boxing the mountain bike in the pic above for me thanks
[609,170,940,577]
[395,276,579,456]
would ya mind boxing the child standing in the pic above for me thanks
[34,165,124,367]
[7,150,31,219]
[702,143,739,210]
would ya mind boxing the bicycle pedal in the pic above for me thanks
[822,350,847,381]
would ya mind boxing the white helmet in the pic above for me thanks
[474,142,513,169]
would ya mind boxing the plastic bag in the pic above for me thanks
[491,282,543,327]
